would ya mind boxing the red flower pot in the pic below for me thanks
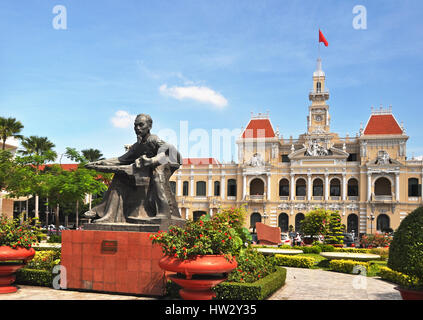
[159,255,237,300]
[395,287,423,300]
[0,246,36,294]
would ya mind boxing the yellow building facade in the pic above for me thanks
[170,58,422,236]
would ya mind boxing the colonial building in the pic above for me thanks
[170,58,423,236]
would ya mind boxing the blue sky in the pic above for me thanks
[1,0,422,161]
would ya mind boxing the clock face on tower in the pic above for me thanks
[315,115,323,122]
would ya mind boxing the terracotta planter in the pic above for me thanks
[159,255,237,300]
[0,246,36,294]
[395,286,423,300]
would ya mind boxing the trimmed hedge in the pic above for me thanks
[213,267,287,300]
[329,259,369,274]
[15,269,53,287]
[334,248,369,254]
[274,254,315,268]
[379,266,423,290]
[166,267,287,300]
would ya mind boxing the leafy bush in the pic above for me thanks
[15,269,53,287]
[312,242,335,252]
[368,247,389,260]
[25,250,61,271]
[301,246,322,254]
[150,208,245,260]
[329,259,369,274]
[0,214,40,249]
[213,267,286,300]
[388,206,423,286]
[360,233,391,248]
[334,248,370,254]
[379,266,423,290]
[324,211,344,245]
[47,234,62,243]
[228,247,277,283]
[274,254,315,268]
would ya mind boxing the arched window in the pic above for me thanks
[279,179,290,197]
[296,178,306,197]
[227,179,237,197]
[250,178,264,195]
[316,82,322,93]
[330,178,341,197]
[250,212,262,232]
[193,211,207,222]
[377,214,390,232]
[169,181,176,195]
[374,177,391,196]
[347,214,358,235]
[278,213,289,233]
[313,178,324,197]
[182,181,189,196]
[196,181,206,196]
[408,178,420,197]
[295,213,305,232]
[214,181,220,196]
[347,178,359,197]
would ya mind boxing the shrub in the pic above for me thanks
[334,248,370,254]
[329,259,369,274]
[47,234,62,244]
[214,267,287,300]
[360,233,392,248]
[25,250,61,271]
[379,266,423,290]
[0,214,40,249]
[388,206,423,286]
[324,211,344,245]
[301,246,322,254]
[313,242,335,252]
[274,254,315,268]
[228,247,277,283]
[15,269,53,287]
[368,247,389,260]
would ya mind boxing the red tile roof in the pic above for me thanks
[363,114,403,135]
[182,158,220,165]
[241,119,275,138]
[37,164,79,171]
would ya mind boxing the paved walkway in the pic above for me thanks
[1,267,401,300]
[269,267,401,300]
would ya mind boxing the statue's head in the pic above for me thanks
[134,114,152,139]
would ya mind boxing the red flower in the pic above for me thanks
[221,240,225,243]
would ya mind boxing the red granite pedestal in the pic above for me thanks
[60,230,165,296]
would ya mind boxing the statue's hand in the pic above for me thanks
[140,155,154,167]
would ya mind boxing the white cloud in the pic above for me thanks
[159,84,228,109]
[111,110,136,128]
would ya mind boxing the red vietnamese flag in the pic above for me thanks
[319,29,328,47]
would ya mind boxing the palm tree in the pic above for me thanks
[81,148,104,162]
[19,136,57,221]
[0,117,24,150]
[19,136,57,160]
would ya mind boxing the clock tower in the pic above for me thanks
[307,58,330,134]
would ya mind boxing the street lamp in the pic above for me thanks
[368,214,375,234]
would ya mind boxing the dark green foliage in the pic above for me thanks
[274,254,315,268]
[47,234,62,243]
[15,269,53,287]
[388,206,423,283]
[324,212,344,245]
[301,246,322,254]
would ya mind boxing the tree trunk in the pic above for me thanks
[35,194,39,220]
[55,204,60,236]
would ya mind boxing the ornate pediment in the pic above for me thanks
[366,150,403,168]
[246,152,266,167]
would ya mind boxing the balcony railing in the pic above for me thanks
[313,196,323,201]
[373,195,392,201]
[250,195,264,200]
[296,196,306,200]
[279,196,289,201]
[348,196,358,201]
[330,196,340,201]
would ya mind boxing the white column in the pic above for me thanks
[367,173,372,201]
[307,173,312,201]
[221,171,225,200]
[209,207,213,217]
[208,178,212,197]
[243,174,247,200]
[190,175,194,197]
[342,173,347,201]
[177,175,182,197]
[325,173,329,201]
[267,174,271,200]
[290,174,295,201]
[395,173,400,202]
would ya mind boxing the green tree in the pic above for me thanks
[324,211,344,245]
[18,136,57,220]
[81,148,104,162]
[0,117,24,150]
[301,208,329,239]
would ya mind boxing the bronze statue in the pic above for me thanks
[84,114,184,231]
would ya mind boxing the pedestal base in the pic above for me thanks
[83,217,186,232]
[61,230,166,296]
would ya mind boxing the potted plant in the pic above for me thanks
[388,206,423,300]
[151,207,246,300]
[0,214,38,293]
